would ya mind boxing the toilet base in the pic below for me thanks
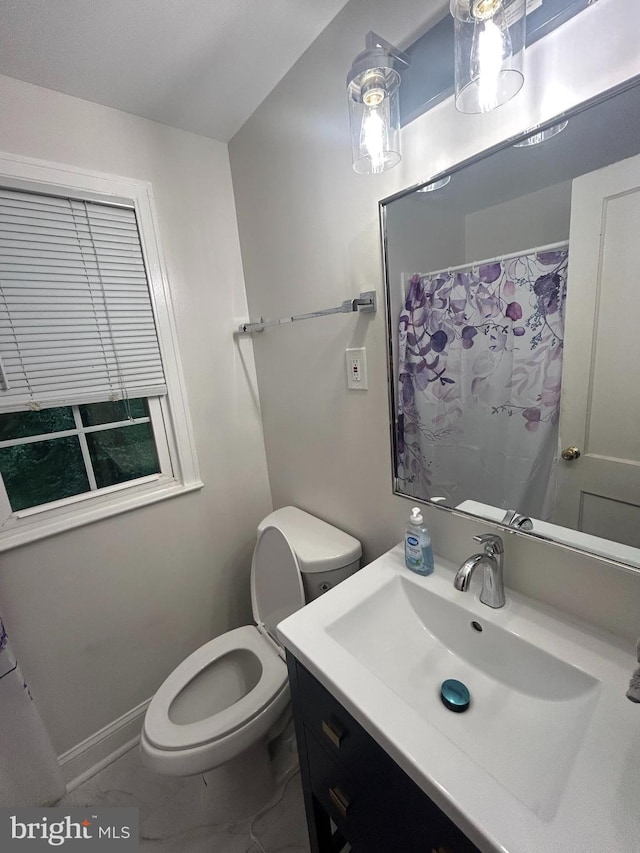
[198,739,275,822]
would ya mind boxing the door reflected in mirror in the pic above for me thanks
[382,78,640,569]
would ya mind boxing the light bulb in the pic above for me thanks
[470,13,512,113]
[451,0,524,113]
[360,104,388,174]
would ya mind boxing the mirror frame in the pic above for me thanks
[379,73,640,573]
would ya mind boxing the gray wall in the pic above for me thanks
[229,0,640,645]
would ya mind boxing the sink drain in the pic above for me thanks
[440,679,470,713]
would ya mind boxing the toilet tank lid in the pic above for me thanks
[257,506,361,574]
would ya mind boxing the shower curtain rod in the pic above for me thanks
[237,290,376,334]
[412,239,569,282]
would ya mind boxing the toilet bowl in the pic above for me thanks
[140,625,290,777]
[140,507,361,817]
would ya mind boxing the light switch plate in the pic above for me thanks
[346,347,367,390]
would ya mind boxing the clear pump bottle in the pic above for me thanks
[404,506,434,576]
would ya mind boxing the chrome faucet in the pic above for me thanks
[454,534,505,608]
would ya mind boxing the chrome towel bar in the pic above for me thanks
[237,290,376,334]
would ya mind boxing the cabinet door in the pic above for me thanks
[306,721,477,853]
[296,663,386,776]
[290,657,479,853]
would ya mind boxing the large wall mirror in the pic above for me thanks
[381,77,640,570]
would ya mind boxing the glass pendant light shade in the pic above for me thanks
[450,0,526,114]
[513,119,569,147]
[347,47,402,174]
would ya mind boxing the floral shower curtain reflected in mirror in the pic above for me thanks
[397,244,568,519]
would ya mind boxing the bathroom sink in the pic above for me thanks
[328,574,597,701]
[326,572,600,819]
[278,545,640,853]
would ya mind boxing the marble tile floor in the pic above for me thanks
[55,744,311,853]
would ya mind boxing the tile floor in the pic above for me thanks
[55,744,311,853]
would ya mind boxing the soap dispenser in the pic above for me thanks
[404,506,434,576]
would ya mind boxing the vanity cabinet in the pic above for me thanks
[287,654,480,853]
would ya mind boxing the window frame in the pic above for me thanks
[0,152,202,551]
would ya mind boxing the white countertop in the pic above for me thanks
[277,545,640,853]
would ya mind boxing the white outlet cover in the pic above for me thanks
[346,347,367,390]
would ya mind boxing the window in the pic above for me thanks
[0,155,201,550]
[0,399,163,512]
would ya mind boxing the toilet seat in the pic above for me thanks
[250,525,305,644]
[144,625,287,751]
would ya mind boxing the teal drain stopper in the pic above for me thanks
[440,679,470,712]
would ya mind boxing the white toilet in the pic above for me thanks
[140,506,361,818]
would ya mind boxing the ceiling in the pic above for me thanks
[0,0,351,142]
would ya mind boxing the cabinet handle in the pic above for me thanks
[328,785,350,818]
[322,718,345,748]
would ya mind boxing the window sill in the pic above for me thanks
[0,476,204,553]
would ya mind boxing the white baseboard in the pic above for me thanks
[59,697,151,792]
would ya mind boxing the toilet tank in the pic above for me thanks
[258,506,362,601]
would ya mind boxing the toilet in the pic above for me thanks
[140,506,361,818]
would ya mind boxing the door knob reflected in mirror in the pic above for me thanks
[561,446,581,461]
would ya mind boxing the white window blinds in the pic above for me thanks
[0,187,167,412]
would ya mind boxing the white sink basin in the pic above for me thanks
[327,574,600,818]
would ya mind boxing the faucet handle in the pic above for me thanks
[473,533,504,555]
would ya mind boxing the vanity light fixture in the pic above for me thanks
[513,119,569,146]
[347,32,410,174]
[450,0,525,114]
